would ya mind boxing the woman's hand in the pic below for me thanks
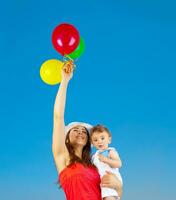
[61,60,74,83]
[101,171,122,198]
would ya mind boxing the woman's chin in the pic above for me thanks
[73,141,86,147]
[77,141,86,146]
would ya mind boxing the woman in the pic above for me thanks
[52,61,122,200]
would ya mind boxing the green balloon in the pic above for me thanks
[68,37,85,59]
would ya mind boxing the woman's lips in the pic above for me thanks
[76,136,84,139]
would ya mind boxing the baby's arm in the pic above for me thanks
[98,149,122,168]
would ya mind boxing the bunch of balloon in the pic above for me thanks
[40,23,85,85]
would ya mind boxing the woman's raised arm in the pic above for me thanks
[52,61,73,165]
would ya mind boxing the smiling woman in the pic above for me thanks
[67,126,88,146]
[51,61,122,200]
[65,124,92,166]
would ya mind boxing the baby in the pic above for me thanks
[90,125,123,200]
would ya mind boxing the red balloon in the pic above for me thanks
[52,23,80,55]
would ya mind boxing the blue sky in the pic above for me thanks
[0,0,176,199]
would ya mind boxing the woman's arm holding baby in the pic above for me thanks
[101,171,123,198]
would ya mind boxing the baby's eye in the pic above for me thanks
[101,137,105,140]
[94,139,98,142]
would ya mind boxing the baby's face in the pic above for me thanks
[91,131,111,150]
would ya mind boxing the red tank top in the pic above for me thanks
[59,163,101,200]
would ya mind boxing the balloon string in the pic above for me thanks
[63,55,77,70]
[63,54,73,61]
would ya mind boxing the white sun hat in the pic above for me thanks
[65,122,93,134]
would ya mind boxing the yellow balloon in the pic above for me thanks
[40,59,64,85]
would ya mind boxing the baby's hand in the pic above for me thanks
[98,154,108,163]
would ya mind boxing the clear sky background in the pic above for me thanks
[0,0,176,199]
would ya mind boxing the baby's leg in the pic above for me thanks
[103,197,117,200]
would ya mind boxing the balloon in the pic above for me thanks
[40,59,64,85]
[68,37,85,59]
[52,23,80,55]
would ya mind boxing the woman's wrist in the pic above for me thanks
[61,78,69,85]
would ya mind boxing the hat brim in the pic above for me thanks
[65,122,93,135]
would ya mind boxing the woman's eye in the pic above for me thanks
[82,131,87,134]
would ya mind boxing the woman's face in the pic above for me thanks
[69,125,88,147]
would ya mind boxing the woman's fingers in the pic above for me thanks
[105,170,114,175]
[63,61,74,74]
[101,171,122,188]
[100,180,111,188]
[101,179,111,185]
[101,171,123,198]
[101,174,111,187]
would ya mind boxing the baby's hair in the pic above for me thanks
[90,124,111,138]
